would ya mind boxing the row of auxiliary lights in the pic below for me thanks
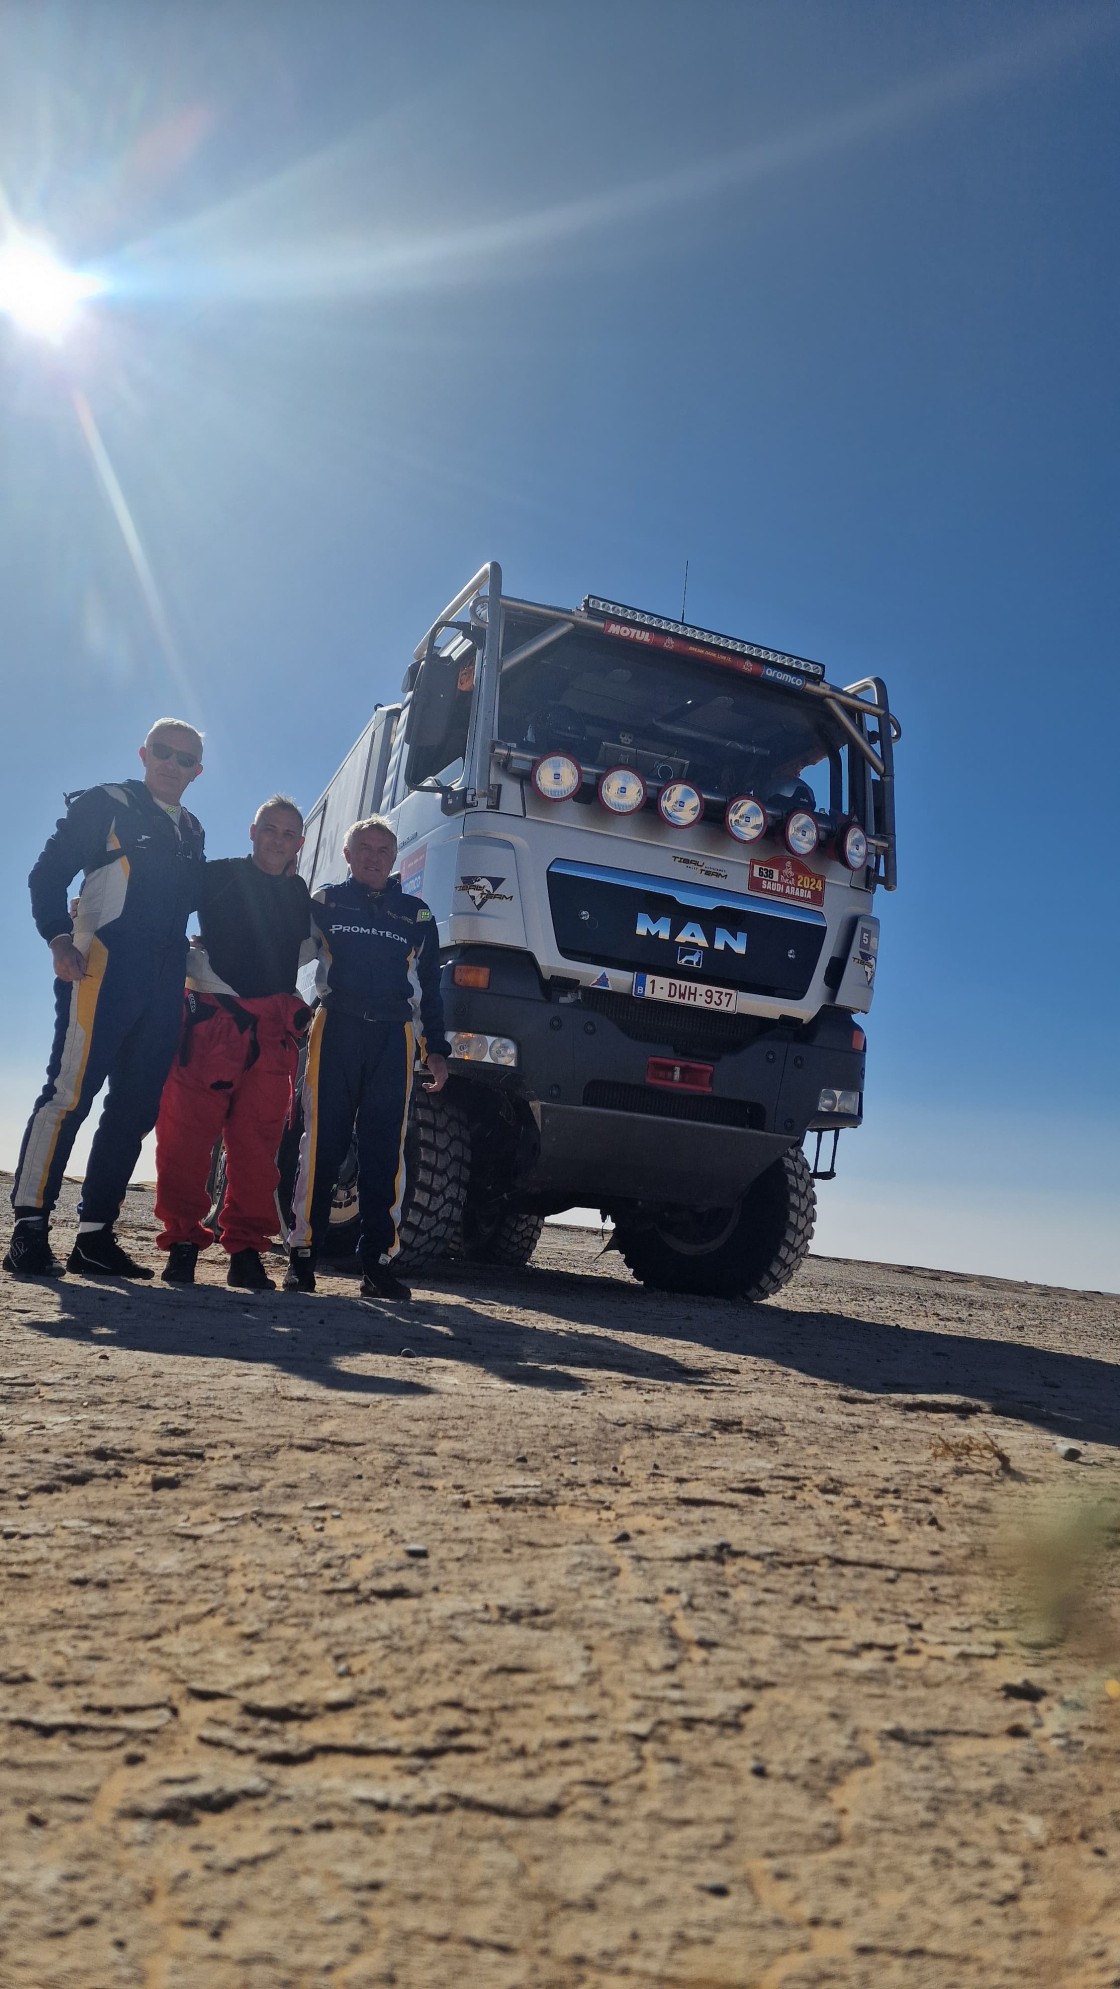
[530,753,870,869]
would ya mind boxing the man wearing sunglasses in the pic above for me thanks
[5,718,205,1280]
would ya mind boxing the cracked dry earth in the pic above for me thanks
[1,1179,1119,1989]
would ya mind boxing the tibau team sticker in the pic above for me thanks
[748,858,825,908]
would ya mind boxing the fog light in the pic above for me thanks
[449,1032,489,1061]
[817,1086,860,1115]
[448,1030,519,1068]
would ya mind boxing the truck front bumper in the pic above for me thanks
[442,949,866,1210]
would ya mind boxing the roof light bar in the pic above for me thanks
[657,781,704,829]
[582,595,825,682]
[784,810,820,857]
[725,795,768,844]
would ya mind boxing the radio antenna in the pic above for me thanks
[680,558,689,624]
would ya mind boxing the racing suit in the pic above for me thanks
[12,780,205,1227]
[154,859,315,1256]
[288,872,449,1267]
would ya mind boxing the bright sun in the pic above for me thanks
[0,234,103,343]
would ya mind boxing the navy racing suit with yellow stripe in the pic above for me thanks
[12,779,205,1227]
[288,872,449,1266]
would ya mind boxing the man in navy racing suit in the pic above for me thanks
[285,815,449,1303]
[5,718,205,1280]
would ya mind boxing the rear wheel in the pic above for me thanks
[611,1145,816,1301]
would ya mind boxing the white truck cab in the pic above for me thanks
[300,563,899,1299]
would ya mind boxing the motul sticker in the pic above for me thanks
[748,858,825,908]
[399,847,426,896]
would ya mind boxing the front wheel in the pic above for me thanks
[454,1203,545,1267]
[611,1145,816,1301]
[316,1088,470,1267]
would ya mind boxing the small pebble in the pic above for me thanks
[1055,1442,1083,1461]
[400,1347,416,1358]
[612,1531,631,1544]
[404,1543,428,1559]
[150,1472,180,1491]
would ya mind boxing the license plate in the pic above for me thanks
[632,972,737,1011]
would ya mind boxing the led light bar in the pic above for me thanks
[582,595,826,682]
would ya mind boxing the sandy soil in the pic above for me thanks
[1,1177,1119,1989]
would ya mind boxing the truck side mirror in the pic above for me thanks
[404,651,473,790]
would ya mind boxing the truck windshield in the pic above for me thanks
[498,627,851,814]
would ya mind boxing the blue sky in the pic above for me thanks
[1,1,1117,1289]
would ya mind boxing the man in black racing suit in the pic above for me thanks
[285,815,449,1303]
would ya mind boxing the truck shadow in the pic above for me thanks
[425,1259,1120,1450]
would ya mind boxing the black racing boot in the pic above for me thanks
[282,1249,316,1293]
[3,1219,61,1277]
[67,1228,154,1280]
[162,1243,198,1285]
[227,1249,275,1292]
[360,1261,412,1303]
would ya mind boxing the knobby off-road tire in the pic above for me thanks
[612,1145,816,1302]
[454,1204,545,1268]
[316,1089,470,1268]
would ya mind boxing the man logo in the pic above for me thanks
[636,911,748,954]
[677,945,703,968]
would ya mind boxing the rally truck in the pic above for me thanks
[297,562,899,1300]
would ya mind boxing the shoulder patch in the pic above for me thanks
[415,906,432,921]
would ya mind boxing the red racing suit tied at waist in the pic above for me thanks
[177,990,313,1078]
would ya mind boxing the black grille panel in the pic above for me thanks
[583,1080,764,1130]
[580,989,772,1056]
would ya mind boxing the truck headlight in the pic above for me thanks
[817,1087,861,1115]
[448,1031,519,1068]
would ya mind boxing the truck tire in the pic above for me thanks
[310,1090,470,1267]
[456,1205,545,1267]
[611,1145,816,1302]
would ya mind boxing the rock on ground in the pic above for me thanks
[1,1178,1119,1988]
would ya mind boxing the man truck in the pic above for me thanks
[297,562,899,1300]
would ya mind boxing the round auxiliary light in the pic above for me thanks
[598,766,647,814]
[784,810,819,857]
[532,753,582,802]
[841,821,869,870]
[657,781,704,829]
[725,794,768,844]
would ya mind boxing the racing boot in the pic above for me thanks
[361,1260,412,1303]
[282,1248,316,1293]
[67,1227,154,1280]
[3,1218,61,1277]
[227,1249,275,1292]
[162,1243,198,1285]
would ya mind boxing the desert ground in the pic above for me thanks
[1,1177,1118,1989]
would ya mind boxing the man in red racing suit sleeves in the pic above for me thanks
[154,795,317,1291]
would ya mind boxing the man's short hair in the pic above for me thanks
[345,814,397,848]
[253,793,304,829]
[145,717,205,755]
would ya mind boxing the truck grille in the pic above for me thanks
[582,1080,764,1130]
[579,989,771,1056]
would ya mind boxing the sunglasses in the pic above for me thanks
[149,743,200,769]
